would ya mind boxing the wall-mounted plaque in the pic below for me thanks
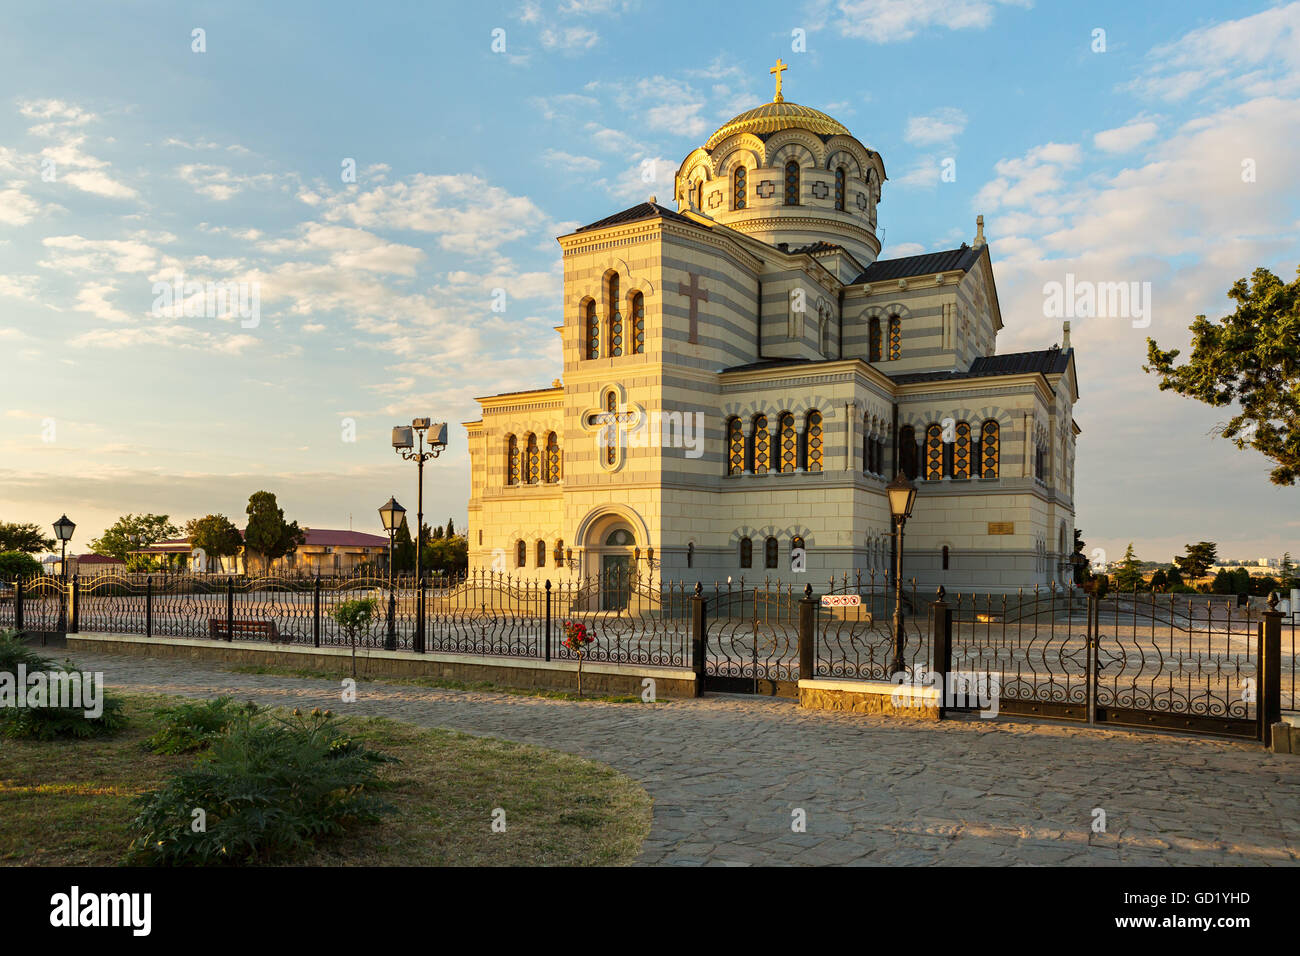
[988,522,1015,535]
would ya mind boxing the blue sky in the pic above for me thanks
[1,0,1298,566]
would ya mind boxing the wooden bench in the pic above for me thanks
[209,619,280,642]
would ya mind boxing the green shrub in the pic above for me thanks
[0,631,128,740]
[127,707,397,865]
[145,696,260,755]
[0,551,41,579]
[0,630,57,673]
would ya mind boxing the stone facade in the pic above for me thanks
[465,86,1079,595]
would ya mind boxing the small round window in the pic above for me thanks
[605,529,634,547]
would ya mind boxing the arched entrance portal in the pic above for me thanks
[580,511,639,610]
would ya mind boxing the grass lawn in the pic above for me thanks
[0,694,652,866]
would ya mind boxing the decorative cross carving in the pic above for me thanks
[677,272,708,344]
[770,58,788,102]
[580,390,644,472]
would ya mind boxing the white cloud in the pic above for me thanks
[0,184,44,225]
[540,25,599,51]
[40,235,162,274]
[1093,121,1159,154]
[61,169,139,199]
[904,107,967,146]
[541,149,602,174]
[261,223,425,276]
[177,164,273,201]
[73,282,133,322]
[811,0,1031,44]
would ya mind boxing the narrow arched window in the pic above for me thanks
[942,545,950,571]
[805,410,823,472]
[777,412,797,473]
[834,166,846,211]
[980,420,999,478]
[752,414,770,475]
[739,537,752,568]
[525,433,540,484]
[585,299,599,359]
[607,273,622,357]
[536,540,546,567]
[545,431,561,483]
[553,539,564,566]
[630,290,645,354]
[687,542,694,568]
[899,425,918,480]
[506,434,519,486]
[925,424,944,481]
[733,166,747,210]
[888,316,901,360]
[727,417,744,475]
[863,416,871,473]
[516,539,527,568]
[869,316,881,362]
[953,422,971,480]
[784,160,799,205]
[764,536,778,569]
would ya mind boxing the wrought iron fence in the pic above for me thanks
[814,570,931,681]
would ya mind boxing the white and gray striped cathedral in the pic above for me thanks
[465,64,1079,597]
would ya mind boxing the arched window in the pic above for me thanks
[784,160,800,205]
[805,410,823,472]
[525,433,540,484]
[506,434,519,486]
[834,166,846,211]
[607,273,622,357]
[777,412,797,473]
[752,414,770,475]
[925,424,944,481]
[942,545,950,571]
[553,539,564,566]
[764,536,778,569]
[727,416,744,475]
[536,539,546,567]
[739,537,753,568]
[585,300,599,360]
[478,530,483,546]
[868,316,881,362]
[953,422,971,480]
[733,166,747,210]
[980,420,999,478]
[605,390,618,466]
[687,542,694,568]
[899,425,918,480]
[630,290,645,354]
[545,431,561,483]
[888,316,901,360]
[515,539,527,568]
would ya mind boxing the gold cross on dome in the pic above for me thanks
[770,58,788,102]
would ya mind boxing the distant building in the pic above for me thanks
[130,528,389,575]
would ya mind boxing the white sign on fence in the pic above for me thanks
[820,594,861,608]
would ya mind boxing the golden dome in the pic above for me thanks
[704,101,852,150]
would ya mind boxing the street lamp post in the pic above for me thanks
[885,473,918,675]
[378,496,406,651]
[53,514,75,633]
[392,420,447,653]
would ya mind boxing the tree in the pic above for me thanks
[391,517,415,574]
[90,514,179,562]
[1145,266,1300,485]
[243,492,305,574]
[445,517,456,538]
[1211,569,1234,594]
[423,536,468,577]
[184,515,243,570]
[1231,567,1251,596]
[1114,543,1144,592]
[0,522,55,554]
[1280,552,1297,589]
[1149,568,1168,592]
[1251,575,1281,597]
[1165,564,1185,589]
[1173,542,1218,581]
[331,598,377,679]
[0,551,42,579]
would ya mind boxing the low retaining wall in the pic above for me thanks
[67,632,699,699]
[798,678,940,719]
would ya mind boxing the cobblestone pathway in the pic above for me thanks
[75,650,1299,866]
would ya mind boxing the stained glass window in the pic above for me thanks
[585,300,599,359]
[631,291,645,354]
[734,166,746,209]
[784,160,799,205]
[765,536,778,569]
[925,424,944,481]
[953,422,971,480]
[606,391,617,466]
[778,412,797,473]
[834,167,845,211]
[753,414,770,475]
[727,417,744,475]
[869,316,881,362]
[536,540,546,567]
[545,431,561,483]
[506,434,519,485]
[806,410,823,472]
[516,539,526,568]
[526,433,540,484]
[607,274,622,357]
[888,316,901,360]
[739,537,752,568]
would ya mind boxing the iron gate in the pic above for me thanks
[704,582,801,696]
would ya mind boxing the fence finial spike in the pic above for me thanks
[804,582,813,597]
[936,584,945,601]
[694,581,702,596]
[1267,590,1280,610]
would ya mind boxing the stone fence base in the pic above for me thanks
[66,632,699,699]
[797,678,940,719]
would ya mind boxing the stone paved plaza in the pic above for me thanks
[74,649,1300,866]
